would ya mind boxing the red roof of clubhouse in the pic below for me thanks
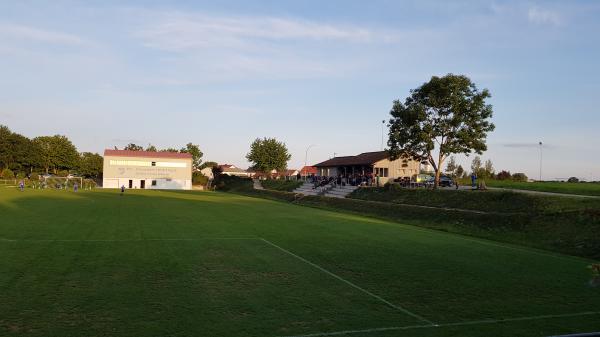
[104,149,192,159]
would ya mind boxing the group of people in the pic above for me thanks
[309,173,382,189]
[17,180,79,192]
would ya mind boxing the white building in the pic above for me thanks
[102,149,192,190]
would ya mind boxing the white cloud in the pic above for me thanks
[0,23,87,46]
[527,7,562,26]
[135,13,374,52]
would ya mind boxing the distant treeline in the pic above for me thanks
[0,125,206,180]
[0,125,103,179]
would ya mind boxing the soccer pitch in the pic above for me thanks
[1,189,598,337]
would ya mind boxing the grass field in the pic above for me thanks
[484,180,600,196]
[1,188,599,337]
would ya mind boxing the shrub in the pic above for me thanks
[214,174,253,191]
[29,172,40,181]
[567,177,579,183]
[496,170,511,180]
[261,179,302,192]
[57,170,69,177]
[15,172,26,179]
[1,169,15,179]
[512,173,528,182]
[192,172,208,186]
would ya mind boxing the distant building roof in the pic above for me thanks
[218,164,247,173]
[104,149,192,159]
[300,166,317,175]
[314,151,390,167]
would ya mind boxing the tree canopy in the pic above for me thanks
[78,152,103,178]
[246,137,291,174]
[179,143,203,170]
[388,74,495,187]
[123,143,144,151]
[33,135,79,174]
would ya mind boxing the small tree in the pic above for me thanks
[483,159,495,179]
[246,137,291,176]
[146,144,157,152]
[496,170,511,180]
[180,143,203,171]
[456,165,465,178]
[445,156,458,177]
[567,177,579,183]
[512,173,528,182]
[471,156,482,176]
[200,161,219,170]
[124,143,144,151]
[388,74,495,188]
[2,168,15,179]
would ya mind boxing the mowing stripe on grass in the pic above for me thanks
[280,311,600,337]
[259,238,435,325]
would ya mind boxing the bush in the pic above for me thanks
[213,174,253,191]
[57,170,69,177]
[512,173,528,182]
[29,172,40,181]
[261,179,302,192]
[496,170,511,180]
[192,172,209,186]
[15,172,26,179]
[1,168,15,179]
[567,177,579,183]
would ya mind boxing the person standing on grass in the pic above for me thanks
[471,173,477,189]
[120,185,125,196]
[73,182,78,192]
[19,180,25,192]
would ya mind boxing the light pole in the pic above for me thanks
[538,141,543,181]
[381,120,386,150]
[304,144,315,180]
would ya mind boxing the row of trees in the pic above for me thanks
[120,142,204,170]
[1,125,207,180]
[445,156,528,182]
[0,125,103,179]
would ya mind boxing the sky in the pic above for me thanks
[1,1,599,180]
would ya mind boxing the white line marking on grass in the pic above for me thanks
[279,324,433,337]
[0,237,259,242]
[259,238,435,325]
[280,311,600,337]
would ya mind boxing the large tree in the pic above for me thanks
[0,125,41,172]
[246,137,291,175]
[388,74,495,187]
[78,152,103,178]
[179,143,203,170]
[33,135,79,174]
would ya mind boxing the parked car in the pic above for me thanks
[425,175,454,187]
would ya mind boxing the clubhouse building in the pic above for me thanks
[314,151,420,184]
[102,149,192,190]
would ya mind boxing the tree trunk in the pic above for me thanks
[434,168,441,189]
[434,153,445,189]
